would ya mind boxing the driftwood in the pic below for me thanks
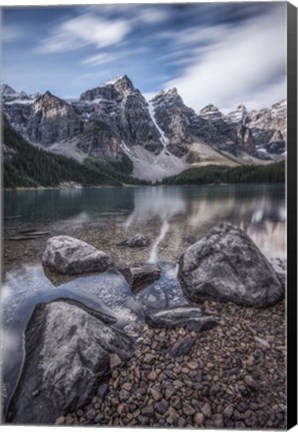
[9,231,49,241]
[120,264,161,292]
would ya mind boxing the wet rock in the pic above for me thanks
[120,264,161,292]
[145,305,218,331]
[6,299,133,424]
[179,223,284,307]
[120,233,148,248]
[42,235,110,275]
[170,336,195,357]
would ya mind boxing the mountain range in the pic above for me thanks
[2,75,286,182]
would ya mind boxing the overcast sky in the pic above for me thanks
[2,2,287,112]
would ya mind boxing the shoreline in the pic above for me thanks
[4,181,285,192]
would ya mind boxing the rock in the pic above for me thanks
[85,409,96,421]
[212,413,224,427]
[170,336,195,357]
[6,299,133,424]
[120,264,161,292]
[42,236,110,275]
[178,223,284,307]
[254,335,270,348]
[120,233,148,248]
[246,355,255,367]
[142,405,154,417]
[97,384,109,400]
[155,400,168,415]
[201,402,212,418]
[150,388,162,401]
[182,403,196,416]
[145,305,218,332]
[148,370,158,381]
[223,405,234,419]
[110,354,122,369]
[142,285,167,309]
[55,416,65,425]
[186,360,199,370]
[165,388,175,400]
[94,413,105,423]
[194,412,204,426]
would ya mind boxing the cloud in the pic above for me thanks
[37,13,131,53]
[2,25,22,42]
[165,5,286,112]
[136,7,170,25]
[81,52,116,66]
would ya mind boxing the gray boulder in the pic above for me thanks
[178,222,284,307]
[145,305,218,332]
[6,299,134,424]
[42,235,110,275]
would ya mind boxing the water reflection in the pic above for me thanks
[2,184,286,412]
[124,187,186,229]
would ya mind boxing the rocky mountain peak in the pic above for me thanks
[80,75,135,103]
[111,75,134,94]
[200,104,223,121]
[227,103,248,125]
[1,84,17,98]
[34,91,69,111]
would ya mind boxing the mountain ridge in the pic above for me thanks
[2,76,286,181]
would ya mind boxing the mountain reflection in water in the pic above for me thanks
[2,184,285,412]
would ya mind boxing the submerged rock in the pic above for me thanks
[141,284,167,309]
[179,222,284,307]
[145,305,218,332]
[6,299,133,425]
[42,235,111,275]
[120,263,161,292]
[119,233,148,248]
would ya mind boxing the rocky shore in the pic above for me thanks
[56,298,285,429]
[3,222,286,427]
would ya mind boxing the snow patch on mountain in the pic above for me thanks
[147,101,169,147]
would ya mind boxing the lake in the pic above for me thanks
[2,184,286,413]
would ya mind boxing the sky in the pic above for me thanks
[2,2,287,112]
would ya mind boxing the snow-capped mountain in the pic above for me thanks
[2,76,286,180]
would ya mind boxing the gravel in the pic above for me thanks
[55,298,285,429]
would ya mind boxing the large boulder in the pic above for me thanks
[178,223,284,307]
[6,299,134,424]
[42,235,110,275]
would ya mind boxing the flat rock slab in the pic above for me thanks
[145,305,218,332]
[42,235,111,275]
[179,222,284,307]
[120,264,161,292]
[6,299,134,425]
